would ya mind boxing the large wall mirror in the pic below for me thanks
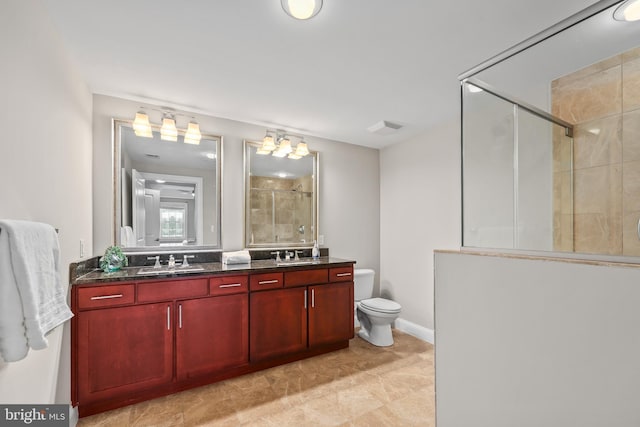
[244,140,318,248]
[461,0,640,258]
[113,119,222,252]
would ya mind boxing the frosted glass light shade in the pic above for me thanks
[294,142,309,156]
[273,138,292,157]
[261,134,276,151]
[133,112,153,138]
[184,122,201,145]
[161,118,178,141]
[282,0,322,20]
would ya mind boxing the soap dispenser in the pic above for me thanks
[312,240,320,260]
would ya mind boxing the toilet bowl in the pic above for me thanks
[354,269,402,347]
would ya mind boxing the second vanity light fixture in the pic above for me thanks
[281,0,322,20]
[133,110,202,145]
[257,130,310,159]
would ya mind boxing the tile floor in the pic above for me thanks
[77,330,435,426]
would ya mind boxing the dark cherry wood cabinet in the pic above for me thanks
[249,267,354,361]
[308,281,354,347]
[72,262,354,417]
[249,287,308,361]
[76,302,173,404]
[176,293,248,380]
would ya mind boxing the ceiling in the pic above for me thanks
[40,0,598,149]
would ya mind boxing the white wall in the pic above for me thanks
[435,251,640,427]
[0,0,92,405]
[379,119,461,335]
[92,95,380,278]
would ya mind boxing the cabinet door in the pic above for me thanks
[76,303,173,404]
[250,287,307,361]
[309,282,354,347]
[176,294,249,380]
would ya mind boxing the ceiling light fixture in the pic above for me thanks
[281,0,322,20]
[160,116,178,142]
[257,130,311,160]
[614,0,640,21]
[133,112,153,138]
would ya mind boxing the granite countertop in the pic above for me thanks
[72,257,356,285]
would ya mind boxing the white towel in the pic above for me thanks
[0,220,73,362]
[120,226,136,247]
[222,250,251,265]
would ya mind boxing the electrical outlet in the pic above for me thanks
[318,235,324,245]
[79,239,85,258]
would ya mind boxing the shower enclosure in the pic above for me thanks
[460,0,640,258]
[462,79,574,253]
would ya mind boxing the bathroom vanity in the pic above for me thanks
[70,258,354,417]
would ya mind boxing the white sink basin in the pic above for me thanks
[276,259,319,267]
[136,266,205,275]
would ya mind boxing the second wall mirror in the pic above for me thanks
[244,139,318,248]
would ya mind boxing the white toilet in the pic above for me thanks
[354,269,402,347]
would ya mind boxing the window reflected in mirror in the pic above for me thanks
[114,120,222,251]
[244,140,318,248]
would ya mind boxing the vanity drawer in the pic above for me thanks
[209,275,248,296]
[329,267,353,282]
[284,269,328,287]
[250,272,283,291]
[137,278,208,303]
[77,284,135,310]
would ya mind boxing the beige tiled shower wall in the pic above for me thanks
[249,175,314,245]
[552,46,640,255]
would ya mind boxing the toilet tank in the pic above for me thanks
[354,269,375,301]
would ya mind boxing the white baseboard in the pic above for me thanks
[394,318,434,344]
[69,405,78,427]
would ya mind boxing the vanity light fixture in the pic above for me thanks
[160,116,178,142]
[184,121,202,145]
[614,0,640,21]
[257,130,310,159]
[133,112,153,138]
[132,110,204,145]
[281,0,322,20]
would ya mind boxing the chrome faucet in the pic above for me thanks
[294,250,303,260]
[270,251,281,262]
[148,255,161,269]
[285,251,293,261]
[182,255,194,267]
[168,255,176,268]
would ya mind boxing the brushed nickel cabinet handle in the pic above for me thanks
[304,289,307,309]
[219,283,242,288]
[258,279,279,285]
[311,289,315,308]
[336,273,351,277]
[167,306,171,331]
[179,304,183,329]
[90,294,123,300]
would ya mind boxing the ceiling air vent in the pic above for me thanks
[367,120,402,135]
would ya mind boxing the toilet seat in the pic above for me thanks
[360,297,401,314]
